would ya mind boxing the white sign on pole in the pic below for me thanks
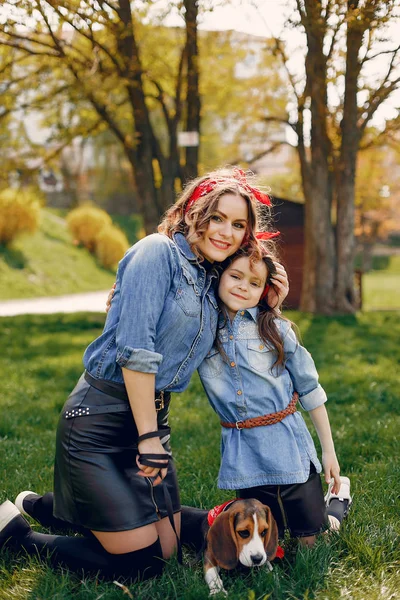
[178,131,200,147]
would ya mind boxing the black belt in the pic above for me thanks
[63,372,170,419]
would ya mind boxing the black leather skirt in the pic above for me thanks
[53,372,180,532]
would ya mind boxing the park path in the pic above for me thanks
[0,290,109,317]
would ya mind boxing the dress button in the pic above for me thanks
[229,335,234,340]
[230,362,236,367]
[259,344,264,350]
[240,311,245,316]
[237,390,242,396]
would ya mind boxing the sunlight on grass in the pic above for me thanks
[0,210,117,300]
[0,312,399,599]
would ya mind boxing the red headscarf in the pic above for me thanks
[184,168,272,214]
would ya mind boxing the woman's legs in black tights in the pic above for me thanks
[1,502,164,581]
[16,492,78,534]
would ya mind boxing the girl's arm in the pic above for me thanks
[309,404,341,494]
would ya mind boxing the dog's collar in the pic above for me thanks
[207,499,239,526]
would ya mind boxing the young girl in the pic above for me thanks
[197,247,352,545]
[0,168,289,580]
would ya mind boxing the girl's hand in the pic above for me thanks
[136,437,168,487]
[268,262,289,309]
[322,451,341,494]
[105,283,116,313]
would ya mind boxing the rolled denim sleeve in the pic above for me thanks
[280,320,327,411]
[115,235,176,374]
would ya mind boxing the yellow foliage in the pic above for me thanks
[0,188,40,245]
[67,205,112,252]
[95,224,129,270]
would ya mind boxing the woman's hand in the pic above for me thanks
[105,283,116,313]
[136,436,168,487]
[322,451,341,494]
[268,262,289,309]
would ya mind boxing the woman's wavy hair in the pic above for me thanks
[158,167,271,260]
[217,244,296,370]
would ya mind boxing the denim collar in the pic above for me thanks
[246,306,259,322]
[173,232,198,263]
[218,305,259,327]
[173,232,219,279]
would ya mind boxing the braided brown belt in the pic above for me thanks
[220,392,299,430]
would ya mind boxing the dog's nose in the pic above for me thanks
[251,553,264,565]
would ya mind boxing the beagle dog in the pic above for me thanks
[204,498,279,596]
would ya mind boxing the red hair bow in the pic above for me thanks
[184,168,271,214]
[255,230,280,301]
[256,231,280,241]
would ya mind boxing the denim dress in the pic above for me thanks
[198,307,327,490]
[54,232,220,531]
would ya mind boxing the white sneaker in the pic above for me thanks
[14,491,37,517]
[325,476,352,516]
[0,500,29,547]
[0,501,20,531]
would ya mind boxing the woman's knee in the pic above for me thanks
[299,535,317,548]
[92,523,158,554]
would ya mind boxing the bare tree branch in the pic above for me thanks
[359,74,400,132]
[263,115,298,135]
[233,140,290,166]
[41,0,124,75]
[271,36,302,103]
[361,43,400,65]
[0,28,61,54]
[0,38,59,57]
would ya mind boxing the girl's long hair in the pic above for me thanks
[217,246,296,369]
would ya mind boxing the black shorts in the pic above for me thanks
[237,464,329,538]
[53,373,180,532]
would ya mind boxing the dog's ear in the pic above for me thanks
[206,510,238,570]
[263,505,278,560]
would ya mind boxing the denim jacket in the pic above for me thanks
[84,233,219,392]
[198,307,326,489]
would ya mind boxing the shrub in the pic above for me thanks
[67,205,112,252]
[0,188,40,246]
[95,224,129,269]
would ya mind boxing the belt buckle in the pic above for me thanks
[155,391,164,412]
[235,420,244,430]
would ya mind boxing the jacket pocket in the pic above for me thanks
[247,339,275,373]
[174,267,201,317]
[198,347,224,378]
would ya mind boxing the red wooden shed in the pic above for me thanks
[271,198,304,309]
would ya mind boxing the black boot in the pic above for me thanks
[14,491,80,533]
[180,505,209,554]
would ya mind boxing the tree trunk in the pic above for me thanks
[300,168,335,314]
[335,2,364,313]
[182,0,200,182]
[299,1,335,313]
[117,0,163,233]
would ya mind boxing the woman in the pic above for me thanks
[0,167,288,580]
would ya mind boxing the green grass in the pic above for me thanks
[0,210,118,300]
[0,311,399,599]
[362,256,400,311]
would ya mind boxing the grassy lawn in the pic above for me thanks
[362,255,400,311]
[0,311,399,599]
[0,210,120,301]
